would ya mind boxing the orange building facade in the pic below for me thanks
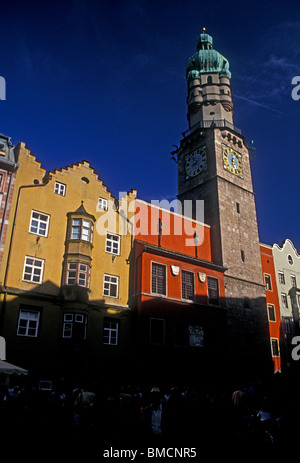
[131,200,227,384]
[0,134,18,270]
[260,244,282,373]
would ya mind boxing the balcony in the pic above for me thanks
[182,119,242,138]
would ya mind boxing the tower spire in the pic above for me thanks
[186,31,233,128]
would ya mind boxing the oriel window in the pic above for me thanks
[66,262,90,288]
[71,218,93,243]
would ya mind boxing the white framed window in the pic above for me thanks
[207,276,220,305]
[151,262,167,296]
[278,271,285,285]
[291,275,297,288]
[54,182,66,196]
[103,274,119,298]
[103,319,119,345]
[181,270,194,301]
[264,273,272,291]
[22,256,44,284]
[281,293,288,309]
[29,211,50,237]
[66,262,90,288]
[17,309,40,337]
[267,304,276,322]
[71,218,93,243]
[98,197,108,211]
[62,313,87,340]
[105,233,120,255]
[271,338,280,357]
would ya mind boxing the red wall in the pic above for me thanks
[260,244,281,372]
[133,200,225,314]
[134,200,212,262]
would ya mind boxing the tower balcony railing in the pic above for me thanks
[182,119,242,138]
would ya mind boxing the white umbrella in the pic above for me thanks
[0,360,28,376]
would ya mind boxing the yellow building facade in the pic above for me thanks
[0,141,137,382]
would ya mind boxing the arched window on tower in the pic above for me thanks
[207,76,213,84]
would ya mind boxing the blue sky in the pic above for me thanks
[0,0,300,249]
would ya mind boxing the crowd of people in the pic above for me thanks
[0,372,299,458]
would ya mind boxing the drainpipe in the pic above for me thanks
[0,181,48,334]
[0,162,18,248]
[3,181,48,287]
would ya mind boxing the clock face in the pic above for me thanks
[185,147,207,177]
[222,145,243,177]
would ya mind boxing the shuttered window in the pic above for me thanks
[151,263,166,295]
[181,270,194,301]
[207,276,220,305]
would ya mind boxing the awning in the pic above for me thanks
[0,360,28,376]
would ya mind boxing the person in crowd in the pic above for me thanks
[141,386,167,444]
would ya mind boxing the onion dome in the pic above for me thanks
[186,29,231,80]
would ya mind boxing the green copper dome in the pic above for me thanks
[186,31,231,80]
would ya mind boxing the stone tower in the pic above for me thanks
[176,30,272,379]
